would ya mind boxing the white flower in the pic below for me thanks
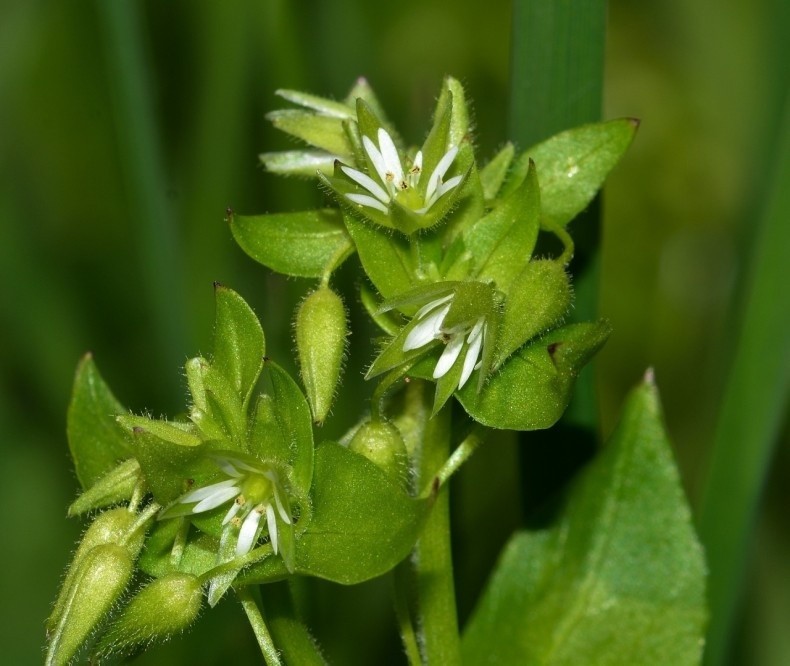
[403,294,486,390]
[172,455,292,558]
[342,127,462,215]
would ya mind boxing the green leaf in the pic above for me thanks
[457,321,611,430]
[360,283,404,335]
[480,142,515,201]
[495,259,572,366]
[275,89,355,119]
[462,378,707,665]
[67,354,133,489]
[212,284,265,407]
[502,119,638,228]
[238,442,432,586]
[68,459,141,516]
[267,110,354,158]
[230,208,354,279]
[343,213,416,299]
[464,160,540,291]
[295,286,348,424]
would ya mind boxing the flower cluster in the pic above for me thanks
[166,455,292,558]
[342,127,462,215]
[404,294,486,391]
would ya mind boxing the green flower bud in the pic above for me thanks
[45,544,133,666]
[48,507,144,633]
[96,573,203,657]
[349,420,408,481]
[295,286,348,423]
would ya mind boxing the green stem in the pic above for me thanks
[239,587,283,666]
[423,424,488,497]
[391,563,422,666]
[263,582,326,666]
[414,404,460,665]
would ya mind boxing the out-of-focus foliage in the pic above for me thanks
[0,1,786,664]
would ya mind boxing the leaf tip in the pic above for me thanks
[643,366,656,386]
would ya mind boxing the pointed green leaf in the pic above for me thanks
[267,110,354,158]
[275,89,355,119]
[502,118,638,228]
[231,208,354,279]
[212,284,265,407]
[238,442,432,586]
[457,321,611,430]
[343,213,416,299]
[462,378,707,665]
[67,354,133,489]
[465,160,540,291]
[259,150,337,177]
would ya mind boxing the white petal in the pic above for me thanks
[213,458,243,478]
[192,487,240,513]
[429,175,463,206]
[346,193,389,213]
[222,499,242,525]
[414,293,453,319]
[377,128,405,186]
[341,166,390,203]
[180,478,239,504]
[272,485,291,524]
[433,334,464,379]
[362,135,388,185]
[403,303,451,351]
[425,146,458,201]
[236,507,263,557]
[458,323,485,389]
[266,504,279,555]
[412,150,423,173]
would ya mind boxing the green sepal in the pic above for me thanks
[462,377,707,665]
[137,519,219,578]
[238,442,432,586]
[355,98,401,150]
[502,118,639,228]
[68,459,141,516]
[495,259,573,367]
[67,354,133,489]
[267,109,354,159]
[318,168,400,232]
[439,76,471,147]
[456,321,612,430]
[480,143,515,201]
[463,159,540,291]
[230,209,354,279]
[344,77,396,140]
[343,213,416,299]
[419,88,453,195]
[295,286,348,424]
[275,88,355,120]
[119,416,208,505]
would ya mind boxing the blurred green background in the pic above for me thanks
[1,0,787,664]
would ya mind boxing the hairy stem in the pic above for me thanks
[239,587,283,666]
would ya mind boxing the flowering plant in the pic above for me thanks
[45,77,707,665]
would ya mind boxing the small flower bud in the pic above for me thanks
[45,544,134,666]
[48,507,144,633]
[295,286,348,423]
[96,573,203,657]
[349,419,408,481]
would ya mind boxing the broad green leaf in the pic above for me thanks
[68,459,141,516]
[67,354,133,488]
[267,361,314,496]
[457,321,611,430]
[495,259,572,366]
[230,209,353,279]
[275,89,355,119]
[480,142,515,201]
[295,286,348,424]
[502,119,638,228]
[343,213,416,299]
[462,378,707,665]
[464,161,540,291]
[267,110,354,158]
[212,285,265,408]
[238,442,432,586]
[259,150,337,177]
